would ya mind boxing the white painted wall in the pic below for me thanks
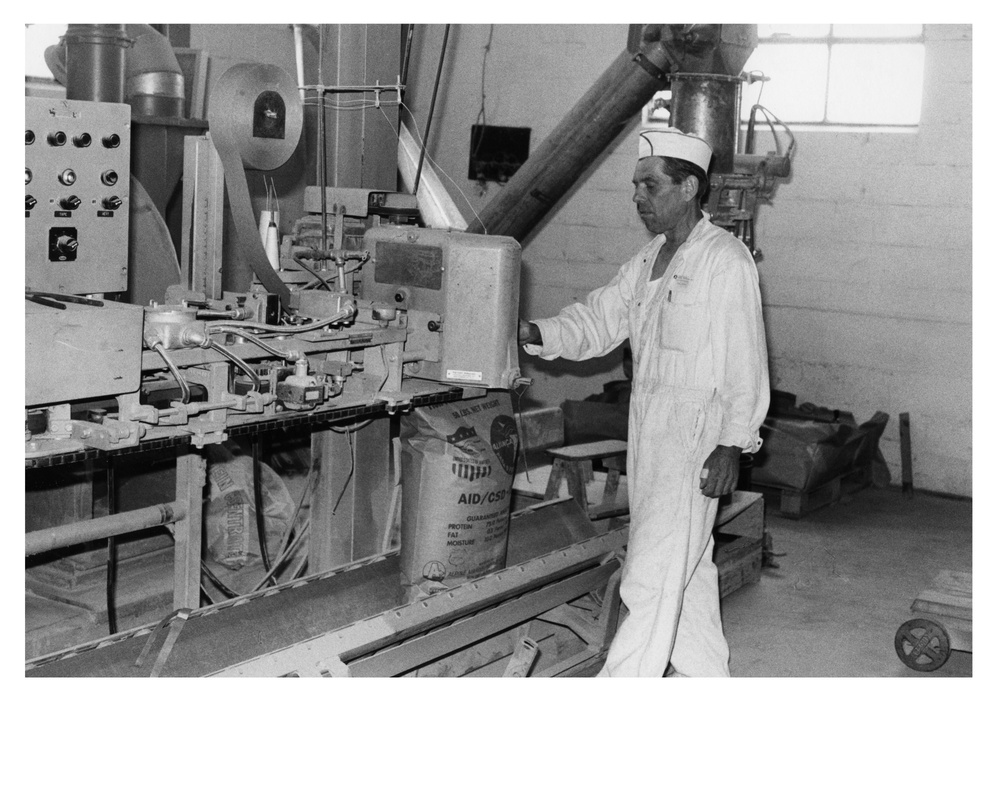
[399,24,973,496]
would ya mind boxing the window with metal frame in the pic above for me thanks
[741,24,925,127]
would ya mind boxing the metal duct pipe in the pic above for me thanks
[125,24,186,118]
[63,24,132,103]
[670,72,743,174]
[25,501,187,557]
[466,38,677,241]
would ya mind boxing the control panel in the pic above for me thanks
[25,97,131,295]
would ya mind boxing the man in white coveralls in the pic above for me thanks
[518,125,769,677]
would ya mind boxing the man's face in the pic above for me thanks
[632,157,692,235]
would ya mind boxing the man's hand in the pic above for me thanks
[518,319,542,347]
[699,445,742,498]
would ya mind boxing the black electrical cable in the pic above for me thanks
[251,436,274,580]
[292,256,334,291]
[201,561,239,599]
[414,24,450,193]
[106,461,118,635]
[207,340,262,393]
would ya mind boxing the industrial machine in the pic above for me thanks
[26,23,783,678]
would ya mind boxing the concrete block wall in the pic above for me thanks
[404,24,973,496]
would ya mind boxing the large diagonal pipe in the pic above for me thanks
[466,37,679,241]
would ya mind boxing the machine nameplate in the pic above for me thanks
[374,241,442,290]
[446,369,483,382]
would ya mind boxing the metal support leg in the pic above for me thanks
[173,448,206,609]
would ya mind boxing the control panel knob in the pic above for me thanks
[26,195,37,211]
[48,131,67,146]
[55,235,79,256]
[102,196,123,211]
[73,132,92,147]
[60,195,82,211]
[102,133,121,148]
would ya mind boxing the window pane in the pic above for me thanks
[832,24,922,38]
[827,43,924,124]
[25,24,66,79]
[741,44,829,123]
[758,24,831,39]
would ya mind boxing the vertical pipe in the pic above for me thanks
[63,24,131,103]
[319,88,329,256]
[106,460,118,634]
[293,24,306,103]
[414,24,450,194]
[670,72,742,174]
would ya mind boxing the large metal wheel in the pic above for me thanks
[895,618,951,672]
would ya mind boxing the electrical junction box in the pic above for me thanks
[25,298,144,407]
[361,226,522,389]
[25,97,131,295]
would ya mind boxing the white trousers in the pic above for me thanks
[597,390,731,677]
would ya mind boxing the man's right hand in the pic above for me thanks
[518,319,542,347]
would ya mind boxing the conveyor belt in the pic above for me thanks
[27,503,624,678]
[25,385,465,470]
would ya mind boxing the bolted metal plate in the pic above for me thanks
[895,618,951,672]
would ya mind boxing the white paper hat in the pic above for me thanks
[637,125,713,173]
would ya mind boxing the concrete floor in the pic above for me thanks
[721,487,972,677]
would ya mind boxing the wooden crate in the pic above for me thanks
[751,464,871,519]
[713,492,765,598]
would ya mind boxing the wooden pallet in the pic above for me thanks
[911,570,972,653]
[751,464,871,519]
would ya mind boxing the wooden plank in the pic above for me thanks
[900,412,914,496]
[345,561,619,677]
[715,491,763,530]
[516,407,564,454]
[546,440,628,462]
[912,590,972,621]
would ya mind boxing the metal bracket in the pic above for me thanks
[632,51,670,83]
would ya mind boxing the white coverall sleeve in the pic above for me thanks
[523,266,632,361]
[710,260,770,453]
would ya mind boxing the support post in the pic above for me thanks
[174,448,206,609]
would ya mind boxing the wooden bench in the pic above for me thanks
[543,440,629,519]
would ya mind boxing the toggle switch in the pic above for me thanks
[60,195,82,211]
[102,196,123,210]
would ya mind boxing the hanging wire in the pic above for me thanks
[292,256,335,291]
[384,101,489,234]
[414,24,451,194]
[471,25,495,161]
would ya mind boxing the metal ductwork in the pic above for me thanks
[46,24,185,117]
[466,24,757,243]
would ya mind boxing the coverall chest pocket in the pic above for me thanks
[658,282,703,354]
